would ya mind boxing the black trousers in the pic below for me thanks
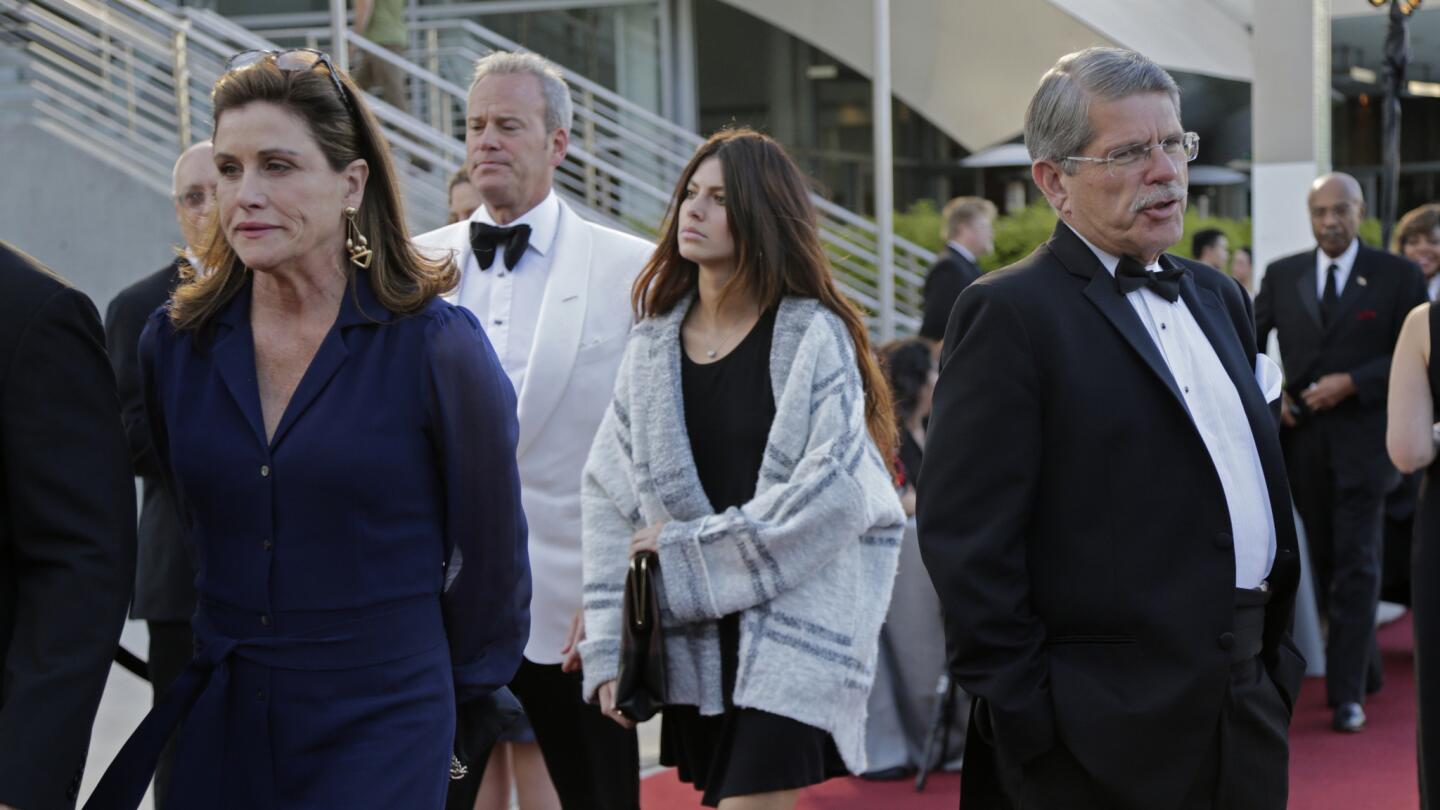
[996,591,1291,810]
[508,657,640,810]
[147,619,193,810]
[1284,424,1386,706]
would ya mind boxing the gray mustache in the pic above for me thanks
[1131,184,1186,213]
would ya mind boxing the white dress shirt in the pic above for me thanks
[1075,232,1277,588]
[947,240,977,264]
[456,191,561,395]
[1315,238,1360,300]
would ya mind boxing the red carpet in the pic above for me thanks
[642,617,1420,809]
[1287,614,1418,810]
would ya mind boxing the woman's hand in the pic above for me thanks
[598,680,636,729]
[559,608,585,673]
[629,523,666,559]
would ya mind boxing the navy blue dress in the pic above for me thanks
[86,271,530,810]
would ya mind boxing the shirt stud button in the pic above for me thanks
[260,614,271,626]
[260,464,270,477]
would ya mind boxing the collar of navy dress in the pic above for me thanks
[209,268,398,451]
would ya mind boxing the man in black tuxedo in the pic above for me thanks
[1255,172,1426,733]
[102,142,214,809]
[0,242,136,810]
[919,47,1303,810]
[919,196,996,342]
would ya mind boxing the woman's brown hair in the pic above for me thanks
[170,56,458,331]
[632,128,896,464]
[1394,203,1440,254]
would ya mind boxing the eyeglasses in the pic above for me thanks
[1064,132,1200,177]
[225,49,355,116]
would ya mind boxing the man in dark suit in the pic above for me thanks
[919,47,1304,810]
[102,142,213,808]
[1192,227,1229,271]
[919,196,996,342]
[1255,172,1426,733]
[0,242,136,810]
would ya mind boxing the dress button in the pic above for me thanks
[1214,531,1231,549]
[263,539,273,551]
[260,614,271,627]
[1218,632,1235,650]
[260,464,271,477]
[256,690,266,701]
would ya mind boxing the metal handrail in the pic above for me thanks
[240,9,929,332]
[3,0,926,332]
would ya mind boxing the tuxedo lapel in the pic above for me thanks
[441,224,470,305]
[515,199,590,458]
[1328,252,1374,331]
[1296,253,1323,332]
[1049,224,1189,412]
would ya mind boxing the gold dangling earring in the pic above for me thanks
[345,206,373,269]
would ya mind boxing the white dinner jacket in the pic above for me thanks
[414,196,653,664]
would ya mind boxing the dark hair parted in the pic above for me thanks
[170,58,457,331]
[879,338,934,426]
[632,128,896,464]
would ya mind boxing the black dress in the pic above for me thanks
[662,305,847,806]
[1418,302,1440,809]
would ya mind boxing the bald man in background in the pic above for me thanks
[1256,172,1427,733]
[102,141,216,809]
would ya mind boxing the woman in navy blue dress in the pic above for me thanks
[85,51,530,810]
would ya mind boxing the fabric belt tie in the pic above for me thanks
[1230,586,1271,665]
[83,595,446,810]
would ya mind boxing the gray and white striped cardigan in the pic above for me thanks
[577,294,905,772]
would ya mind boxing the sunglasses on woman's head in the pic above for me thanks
[225,49,356,116]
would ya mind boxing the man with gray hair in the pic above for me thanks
[414,50,651,810]
[918,47,1303,809]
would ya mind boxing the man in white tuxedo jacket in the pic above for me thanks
[414,51,652,809]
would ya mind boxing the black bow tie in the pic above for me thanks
[470,222,532,271]
[1115,256,1184,302]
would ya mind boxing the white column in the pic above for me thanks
[331,0,349,73]
[873,0,894,341]
[1250,0,1331,288]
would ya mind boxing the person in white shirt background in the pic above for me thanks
[413,50,652,810]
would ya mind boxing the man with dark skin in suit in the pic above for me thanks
[1256,172,1427,734]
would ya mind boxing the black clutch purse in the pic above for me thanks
[445,686,524,808]
[615,551,667,722]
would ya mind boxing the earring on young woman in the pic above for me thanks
[345,206,373,269]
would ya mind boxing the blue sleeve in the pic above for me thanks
[423,306,530,703]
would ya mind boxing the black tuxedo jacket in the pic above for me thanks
[917,223,1303,810]
[920,246,982,341]
[1255,244,1426,489]
[0,243,135,810]
[105,259,196,622]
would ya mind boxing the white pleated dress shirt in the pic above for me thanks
[455,190,560,395]
[1076,232,1277,588]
